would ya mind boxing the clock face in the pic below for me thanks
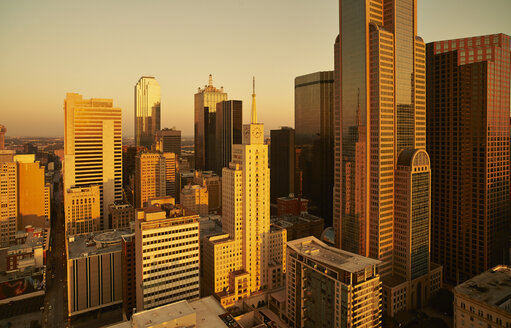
[252,128,262,138]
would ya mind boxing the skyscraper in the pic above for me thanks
[426,34,511,285]
[64,93,122,229]
[295,71,334,226]
[215,100,242,176]
[155,128,181,156]
[134,152,166,208]
[270,127,295,203]
[194,75,227,171]
[135,77,161,149]
[163,152,178,199]
[135,200,200,311]
[202,79,285,307]
[0,125,5,150]
[334,0,440,315]
[0,161,17,247]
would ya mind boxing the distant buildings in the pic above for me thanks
[286,237,382,328]
[270,127,295,204]
[155,128,181,156]
[194,75,227,171]
[135,77,161,149]
[215,100,242,176]
[135,200,200,311]
[0,125,5,150]
[64,186,101,235]
[180,184,208,217]
[66,230,130,317]
[426,34,511,285]
[135,152,166,208]
[454,266,511,328]
[295,71,334,226]
[64,93,122,229]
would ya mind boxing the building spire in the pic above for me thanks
[208,74,213,87]
[251,76,257,124]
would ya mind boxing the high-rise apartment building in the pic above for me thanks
[295,71,334,226]
[426,34,511,285]
[215,100,242,176]
[135,77,161,149]
[270,127,295,204]
[194,75,227,171]
[334,0,440,315]
[64,186,101,235]
[0,161,17,247]
[135,201,200,311]
[286,237,382,328]
[64,93,122,229]
[135,152,166,208]
[155,128,181,156]
[0,125,5,150]
[202,81,286,307]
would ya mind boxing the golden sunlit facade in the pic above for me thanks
[135,152,166,208]
[64,185,101,235]
[0,162,17,247]
[64,93,123,229]
[135,77,161,149]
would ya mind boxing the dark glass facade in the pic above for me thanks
[270,127,295,203]
[155,129,181,156]
[215,100,242,176]
[426,34,511,284]
[294,71,334,226]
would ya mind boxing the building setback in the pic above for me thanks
[426,34,511,285]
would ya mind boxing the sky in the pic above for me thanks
[0,0,510,137]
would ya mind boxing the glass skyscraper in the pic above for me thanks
[135,76,161,149]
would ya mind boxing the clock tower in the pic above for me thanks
[242,77,264,145]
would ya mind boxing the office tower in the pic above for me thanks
[0,162,17,247]
[193,170,221,213]
[215,100,242,175]
[109,200,135,230]
[66,230,130,317]
[135,201,200,311]
[202,80,285,307]
[15,155,51,229]
[135,76,161,149]
[453,266,511,328]
[135,152,166,208]
[286,237,382,328]
[276,194,308,216]
[121,232,136,319]
[122,146,145,206]
[163,152,178,198]
[334,0,442,315]
[155,128,181,156]
[270,127,295,203]
[194,75,227,171]
[64,186,101,235]
[0,125,5,150]
[180,184,208,216]
[426,34,511,285]
[295,71,334,226]
[64,93,122,229]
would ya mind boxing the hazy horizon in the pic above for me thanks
[1,0,510,137]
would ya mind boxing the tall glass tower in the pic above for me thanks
[334,0,441,316]
[135,76,161,149]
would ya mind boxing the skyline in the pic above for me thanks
[1,0,510,137]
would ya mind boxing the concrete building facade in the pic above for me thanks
[64,186,101,236]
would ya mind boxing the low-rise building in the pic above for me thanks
[66,230,131,316]
[109,201,134,230]
[64,185,101,235]
[276,194,308,216]
[454,265,511,328]
[272,213,324,241]
[180,184,208,217]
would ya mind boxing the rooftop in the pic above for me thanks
[288,236,381,273]
[455,265,511,312]
[67,230,132,260]
[131,296,232,328]
[272,213,323,227]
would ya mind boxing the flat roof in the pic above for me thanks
[288,236,381,273]
[455,265,511,312]
[67,230,131,260]
[131,296,230,328]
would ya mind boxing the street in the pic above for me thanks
[42,171,69,328]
